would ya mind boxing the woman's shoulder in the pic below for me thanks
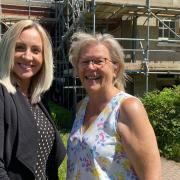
[115,91,137,105]
[121,96,142,109]
[0,80,16,94]
[119,94,147,125]
[116,91,142,115]
[118,91,134,98]
[0,82,20,104]
[0,82,6,95]
[120,90,141,106]
[0,83,9,106]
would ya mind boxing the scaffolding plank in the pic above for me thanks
[86,0,180,8]
[85,0,180,21]
[125,62,180,71]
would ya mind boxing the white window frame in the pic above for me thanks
[158,19,176,40]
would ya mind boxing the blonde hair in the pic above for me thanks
[69,31,126,90]
[0,19,54,104]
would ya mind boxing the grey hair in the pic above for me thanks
[69,31,127,90]
[0,19,54,104]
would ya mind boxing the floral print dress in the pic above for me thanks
[67,92,138,180]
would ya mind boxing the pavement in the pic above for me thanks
[161,157,180,180]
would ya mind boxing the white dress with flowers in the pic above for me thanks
[67,92,138,180]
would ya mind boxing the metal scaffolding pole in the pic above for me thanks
[28,0,31,19]
[145,0,150,93]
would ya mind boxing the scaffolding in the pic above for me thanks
[54,0,180,110]
[0,0,55,32]
[53,0,86,110]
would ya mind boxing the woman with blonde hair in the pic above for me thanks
[0,20,66,180]
[67,32,161,180]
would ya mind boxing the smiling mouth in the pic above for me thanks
[18,63,33,69]
[85,75,100,80]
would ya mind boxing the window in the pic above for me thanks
[158,19,176,39]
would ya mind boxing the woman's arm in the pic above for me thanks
[117,97,161,180]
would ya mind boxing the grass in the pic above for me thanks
[58,131,69,180]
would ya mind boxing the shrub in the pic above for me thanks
[48,100,73,130]
[141,85,180,161]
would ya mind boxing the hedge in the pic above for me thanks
[141,85,180,161]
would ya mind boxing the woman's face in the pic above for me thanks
[78,43,118,93]
[13,27,43,85]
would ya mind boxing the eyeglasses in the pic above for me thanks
[78,57,112,69]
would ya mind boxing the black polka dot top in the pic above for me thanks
[29,103,55,180]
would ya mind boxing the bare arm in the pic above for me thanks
[117,97,161,180]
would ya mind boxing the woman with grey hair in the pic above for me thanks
[67,32,161,180]
[0,20,66,180]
